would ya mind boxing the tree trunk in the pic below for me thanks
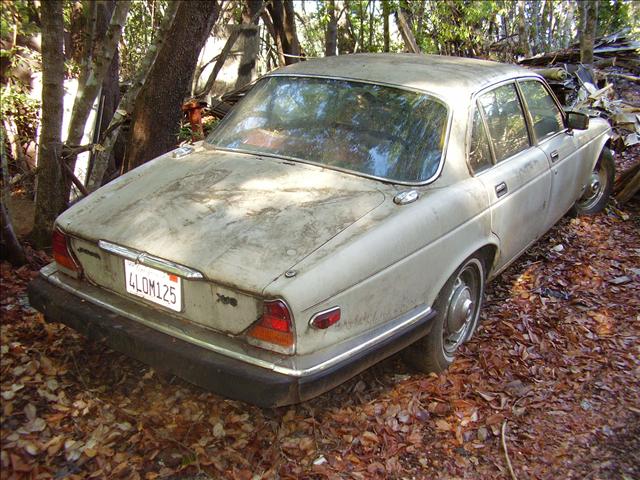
[124,0,221,172]
[95,1,120,137]
[357,0,364,52]
[325,0,338,56]
[544,0,553,50]
[368,0,374,52]
[86,0,179,192]
[65,1,129,153]
[395,8,420,53]
[517,1,530,57]
[415,0,426,48]
[337,1,355,54]
[235,0,263,90]
[382,0,390,52]
[31,0,66,248]
[580,0,598,65]
[266,0,301,64]
[62,0,130,200]
[85,0,120,183]
[282,0,301,61]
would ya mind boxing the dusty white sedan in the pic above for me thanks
[29,54,613,406]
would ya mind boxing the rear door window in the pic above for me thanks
[478,83,530,162]
[468,107,493,173]
[518,80,565,141]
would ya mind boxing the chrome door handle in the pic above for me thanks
[550,150,559,162]
[495,182,508,198]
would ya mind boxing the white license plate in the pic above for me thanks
[124,259,182,312]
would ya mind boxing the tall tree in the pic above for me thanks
[235,0,263,89]
[124,0,221,172]
[63,0,130,172]
[580,0,599,65]
[86,0,180,192]
[266,0,301,64]
[395,8,420,53]
[325,0,338,56]
[85,0,120,182]
[517,0,531,56]
[31,0,65,247]
[382,0,390,52]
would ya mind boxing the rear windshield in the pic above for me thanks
[206,76,448,183]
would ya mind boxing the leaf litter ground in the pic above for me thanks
[1,191,639,479]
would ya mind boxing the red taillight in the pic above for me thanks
[310,307,341,329]
[52,229,80,272]
[247,300,294,354]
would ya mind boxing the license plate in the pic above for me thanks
[124,259,182,312]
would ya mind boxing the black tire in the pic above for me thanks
[404,255,485,373]
[573,148,615,215]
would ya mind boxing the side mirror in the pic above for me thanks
[566,111,589,131]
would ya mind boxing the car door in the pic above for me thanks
[517,79,583,228]
[471,82,553,271]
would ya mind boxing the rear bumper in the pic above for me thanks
[28,274,435,407]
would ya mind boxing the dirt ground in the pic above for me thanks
[1,165,639,479]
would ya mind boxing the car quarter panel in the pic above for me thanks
[266,178,493,356]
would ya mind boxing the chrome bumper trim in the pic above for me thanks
[98,240,204,280]
[41,266,431,378]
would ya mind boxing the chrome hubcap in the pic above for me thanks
[443,264,481,355]
[447,282,473,333]
[578,168,606,208]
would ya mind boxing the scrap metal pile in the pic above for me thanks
[520,29,640,203]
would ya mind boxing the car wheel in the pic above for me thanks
[573,148,615,215]
[404,255,485,373]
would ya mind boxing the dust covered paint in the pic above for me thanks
[31,54,613,406]
[57,147,385,294]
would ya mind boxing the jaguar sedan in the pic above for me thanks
[29,54,613,407]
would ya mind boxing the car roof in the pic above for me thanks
[267,53,533,104]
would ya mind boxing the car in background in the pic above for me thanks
[29,54,613,407]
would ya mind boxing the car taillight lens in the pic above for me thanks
[247,300,294,354]
[310,307,341,329]
[52,229,81,273]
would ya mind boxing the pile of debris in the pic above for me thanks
[519,29,640,72]
[519,29,639,204]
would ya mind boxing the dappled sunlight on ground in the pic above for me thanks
[1,198,639,478]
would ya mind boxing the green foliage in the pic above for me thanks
[1,0,42,79]
[598,0,638,36]
[120,0,168,81]
[177,116,218,143]
[295,0,403,57]
[0,83,40,140]
[0,0,39,43]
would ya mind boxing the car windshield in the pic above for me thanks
[206,76,448,183]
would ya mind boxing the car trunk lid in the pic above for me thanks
[56,149,385,332]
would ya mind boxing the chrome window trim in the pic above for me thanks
[41,265,431,378]
[98,240,204,280]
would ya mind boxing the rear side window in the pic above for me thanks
[519,80,564,140]
[469,108,492,173]
[478,84,530,162]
